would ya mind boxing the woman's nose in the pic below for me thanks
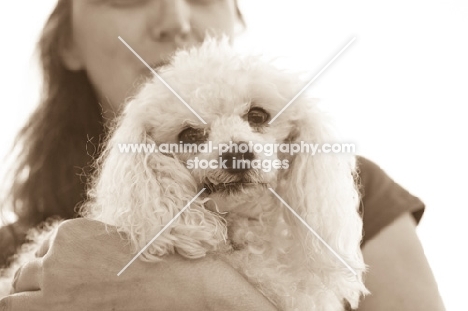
[149,0,191,44]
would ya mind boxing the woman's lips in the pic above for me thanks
[140,60,171,77]
[149,60,170,69]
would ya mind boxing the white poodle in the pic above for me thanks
[1,38,367,310]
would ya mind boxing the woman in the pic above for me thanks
[0,0,445,310]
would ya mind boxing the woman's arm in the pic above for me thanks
[359,213,445,311]
[0,219,277,311]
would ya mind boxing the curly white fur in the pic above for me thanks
[1,38,368,310]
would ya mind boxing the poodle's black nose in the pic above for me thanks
[221,143,255,174]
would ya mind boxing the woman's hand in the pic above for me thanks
[0,218,277,311]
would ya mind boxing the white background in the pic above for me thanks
[1,1,467,310]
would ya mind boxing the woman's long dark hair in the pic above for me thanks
[0,0,104,265]
[0,0,244,267]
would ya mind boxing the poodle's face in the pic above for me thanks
[93,41,367,309]
[125,43,308,215]
[174,103,285,210]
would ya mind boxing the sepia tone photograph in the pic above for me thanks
[1,1,466,310]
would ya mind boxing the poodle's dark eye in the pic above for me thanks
[247,107,269,126]
[178,127,208,143]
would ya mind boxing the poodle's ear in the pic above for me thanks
[276,101,368,307]
[81,107,226,261]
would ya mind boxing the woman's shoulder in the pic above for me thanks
[356,156,425,245]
